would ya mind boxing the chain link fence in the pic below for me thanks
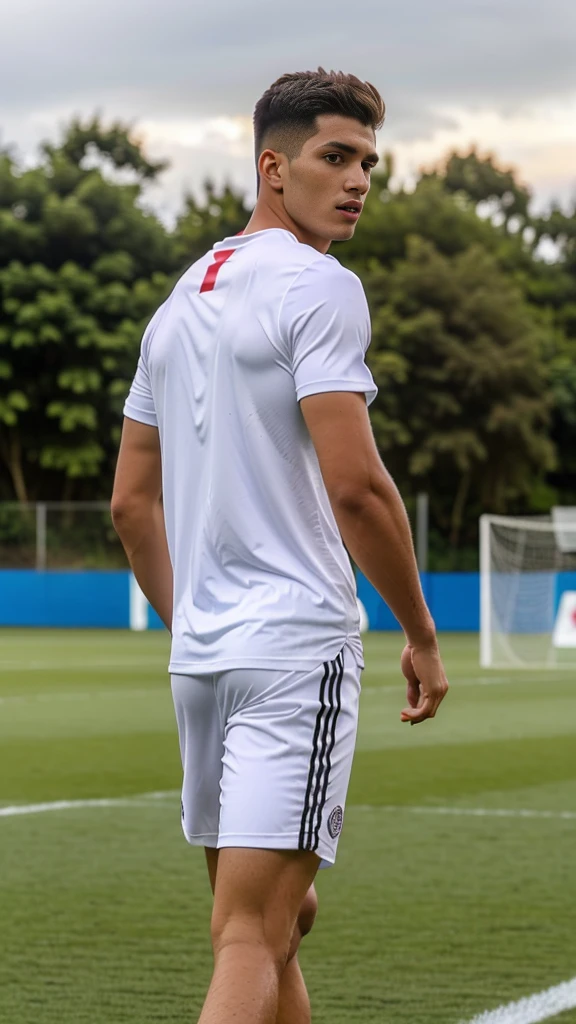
[0,503,128,570]
[0,494,432,572]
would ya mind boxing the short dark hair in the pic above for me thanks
[253,67,385,162]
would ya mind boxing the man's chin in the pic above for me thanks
[330,223,357,242]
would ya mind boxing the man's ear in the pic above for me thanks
[258,149,284,193]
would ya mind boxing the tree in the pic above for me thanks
[338,159,503,276]
[1,116,574,570]
[363,237,555,552]
[174,180,252,268]
[0,117,177,501]
[425,148,532,231]
[336,151,575,561]
[520,200,576,503]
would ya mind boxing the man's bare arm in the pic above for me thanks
[301,392,432,643]
[300,391,448,723]
[111,418,173,631]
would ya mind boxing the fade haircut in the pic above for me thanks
[253,67,385,164]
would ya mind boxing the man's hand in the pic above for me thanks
[400,642,449,725]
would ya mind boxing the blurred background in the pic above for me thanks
[1,3,576,1023]
[1,0,576,574]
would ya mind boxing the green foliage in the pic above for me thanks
[0,116,177,501]
[360,238,555,547]
[43,115,169,181]
[339,167,500,273]
[0,122,575,564]
[424,147,532,227]
[174,179,252,266]
[337,149,576,563]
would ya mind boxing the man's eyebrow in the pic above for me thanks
[320,141,380,165]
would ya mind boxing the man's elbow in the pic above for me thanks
[328,467,393,516]
[329,479,376,517]
[111,496,130,534]
[110,493,147,537]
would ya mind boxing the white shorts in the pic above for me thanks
[171,642,361,867]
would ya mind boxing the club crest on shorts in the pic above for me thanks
[327,805,343,839]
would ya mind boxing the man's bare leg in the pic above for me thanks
[276,955,311,1024]
[201,848,318,1024]
[275,883,317,1024]
[205,850,317,1024]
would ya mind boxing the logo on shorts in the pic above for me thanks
[327,805,344,839]
[181,800,185,822]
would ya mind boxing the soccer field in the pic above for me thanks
[1,630,575,1024]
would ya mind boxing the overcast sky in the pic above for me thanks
[1,0,575,221]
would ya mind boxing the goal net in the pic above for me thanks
[480,511,576,669]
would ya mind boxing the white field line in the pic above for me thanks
[362,677,512,695]
[0,681,493,704]
[0,657,164,672]
[354,805,576,821]
[0,687,167,706]
[463,976,576,1023]
[0,675,538,706]
[0,791,177,818]
[1,795,575,823]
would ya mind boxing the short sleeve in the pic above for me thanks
[123,313,160,427]
[279,259,377,406]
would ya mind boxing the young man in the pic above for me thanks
[112,68,448,1024]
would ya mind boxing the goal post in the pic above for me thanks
[479,514,493,668]
[480,512,576,669]
[129,574,149,631]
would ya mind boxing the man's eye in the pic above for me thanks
[325,154,342,164]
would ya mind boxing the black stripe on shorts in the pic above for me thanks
[298,650,345,852]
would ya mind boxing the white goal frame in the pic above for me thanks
[480,512,576,669]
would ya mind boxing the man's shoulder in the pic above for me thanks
[300,253,363,289]
[231,232,357,306]
[283,251,367,312]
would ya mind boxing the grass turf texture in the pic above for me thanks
[1,629,575,1024]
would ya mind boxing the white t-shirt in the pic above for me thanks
[124,228,377,673]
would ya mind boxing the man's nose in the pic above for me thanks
[345,169,369,194]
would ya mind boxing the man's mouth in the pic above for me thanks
[336,201,362,220]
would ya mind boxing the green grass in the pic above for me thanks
[1,629,575,1023]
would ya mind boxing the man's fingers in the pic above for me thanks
[401,686,447,724]
[399,644,449,724]
[400,695,434,724]
[401,645,420,708]
[406,680,420,708]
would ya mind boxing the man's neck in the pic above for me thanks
[243,200,330,255]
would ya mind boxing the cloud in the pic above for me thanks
[1,0,575,120]
[389,97,576,211]
[0,0,575,215]
[139,119,257,223]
